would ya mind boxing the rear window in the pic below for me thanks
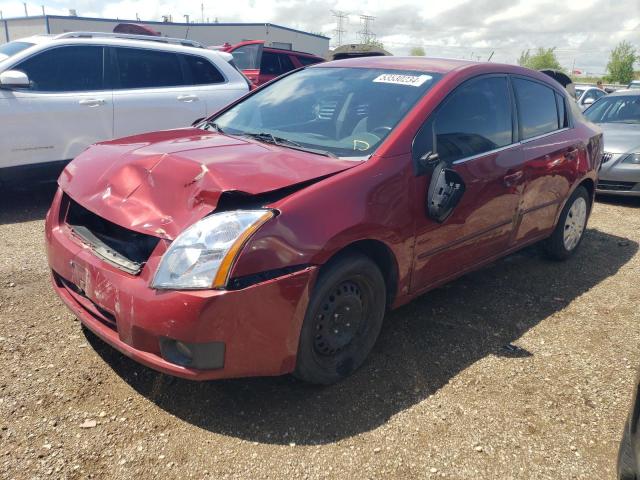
[298,56,324,66]
[0,41,34,60]
[181,54,225,85]
[513,78,560,139]
[114,47,184,89]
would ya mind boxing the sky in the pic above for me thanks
[1,0,638,74]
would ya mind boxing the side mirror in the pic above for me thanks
[583,97,595,106]
[0,70,30,88]
[426,161,465,223]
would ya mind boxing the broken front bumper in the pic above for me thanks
[45,189,317,380]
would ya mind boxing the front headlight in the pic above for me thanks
[151,210,274,290]
[621,153,640,165]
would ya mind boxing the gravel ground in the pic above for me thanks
[1,186,639,480]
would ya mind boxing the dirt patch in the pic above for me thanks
[1,187,639,479]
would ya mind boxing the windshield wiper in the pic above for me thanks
[242,132,337,158]
[202,121,224,133]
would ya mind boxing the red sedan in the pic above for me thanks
[45,57,602,384]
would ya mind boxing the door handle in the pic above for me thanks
[177,94,199,102]
[78,98,106,107]
[503,170,524,187]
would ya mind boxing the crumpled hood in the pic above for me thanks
[598,123,640,154]
[59,128,361,239]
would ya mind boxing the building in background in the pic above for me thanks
[0,15,329,57]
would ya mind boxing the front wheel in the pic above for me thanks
[543,186,591,260]
[294,253,386,385]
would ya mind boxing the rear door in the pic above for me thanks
[0,44,112,170]
[411,75,525,291]
[511,76,579,244]
[110,46,206,138]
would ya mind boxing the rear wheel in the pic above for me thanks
[543,186,590,260]
[618,421,637,480]
[294,253,386,384]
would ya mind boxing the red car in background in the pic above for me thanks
[45,57,602,385]
[213,40,324,86]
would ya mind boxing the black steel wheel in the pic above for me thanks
[294,252,386,384]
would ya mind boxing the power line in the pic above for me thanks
[331,10,347,47]
[358,14,376,44]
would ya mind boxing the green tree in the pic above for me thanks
[362,38,385,50]
[517,47,563,70]
[410,46,426,56]
[606,41,637,84]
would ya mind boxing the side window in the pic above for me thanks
[114,47,184,89]
[595,90,606,99]
[298,56,323,66]
[555,92,568,128]
[278,54,295,73]
[230,44,262,70]
[181,55,225,85]
[13,46,104,92]
[261,52,281,75]
[513,78,559,139]
[420,76,512,164]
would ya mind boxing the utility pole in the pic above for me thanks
[23,2,28,16]
[358,14,376,44]
[184,14,190,23]
[331,10,347,48]
[41,5,45,15]
[201,3,204,23]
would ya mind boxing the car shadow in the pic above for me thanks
[0,184,57,225]
[84,227,638,445]
[596,194,640,208]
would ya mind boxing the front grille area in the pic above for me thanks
[601,152,614,164]
[54,272,117,331]
[597,180,638,192]
[65,197,159,274]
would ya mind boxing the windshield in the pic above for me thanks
[210,67,441,158]
[0,41,34,61]
[584,95,640,124]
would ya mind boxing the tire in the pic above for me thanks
[618,421,637,480]
[543,186,590,261]
[294,252,386,385]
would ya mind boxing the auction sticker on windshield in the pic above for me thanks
[373,74,432,87]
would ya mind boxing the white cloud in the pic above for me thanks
[1,0,638,74]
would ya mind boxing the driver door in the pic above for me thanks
[410,75,525,292]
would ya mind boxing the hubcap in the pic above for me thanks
[563,196,587,251]
[313,281,364,356]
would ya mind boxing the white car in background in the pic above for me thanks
[0,32,250,186]
[574,84,607,111]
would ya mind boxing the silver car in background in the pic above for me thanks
[575,85,607,110]
[584,90,640,196]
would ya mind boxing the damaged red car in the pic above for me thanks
[45,57,602,384]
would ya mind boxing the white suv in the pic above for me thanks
[0,32,250,185]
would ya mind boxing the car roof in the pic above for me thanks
[316,56,476,74]
[14,34,225,58]
[312,56,563,86]
[608,88,640,96]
